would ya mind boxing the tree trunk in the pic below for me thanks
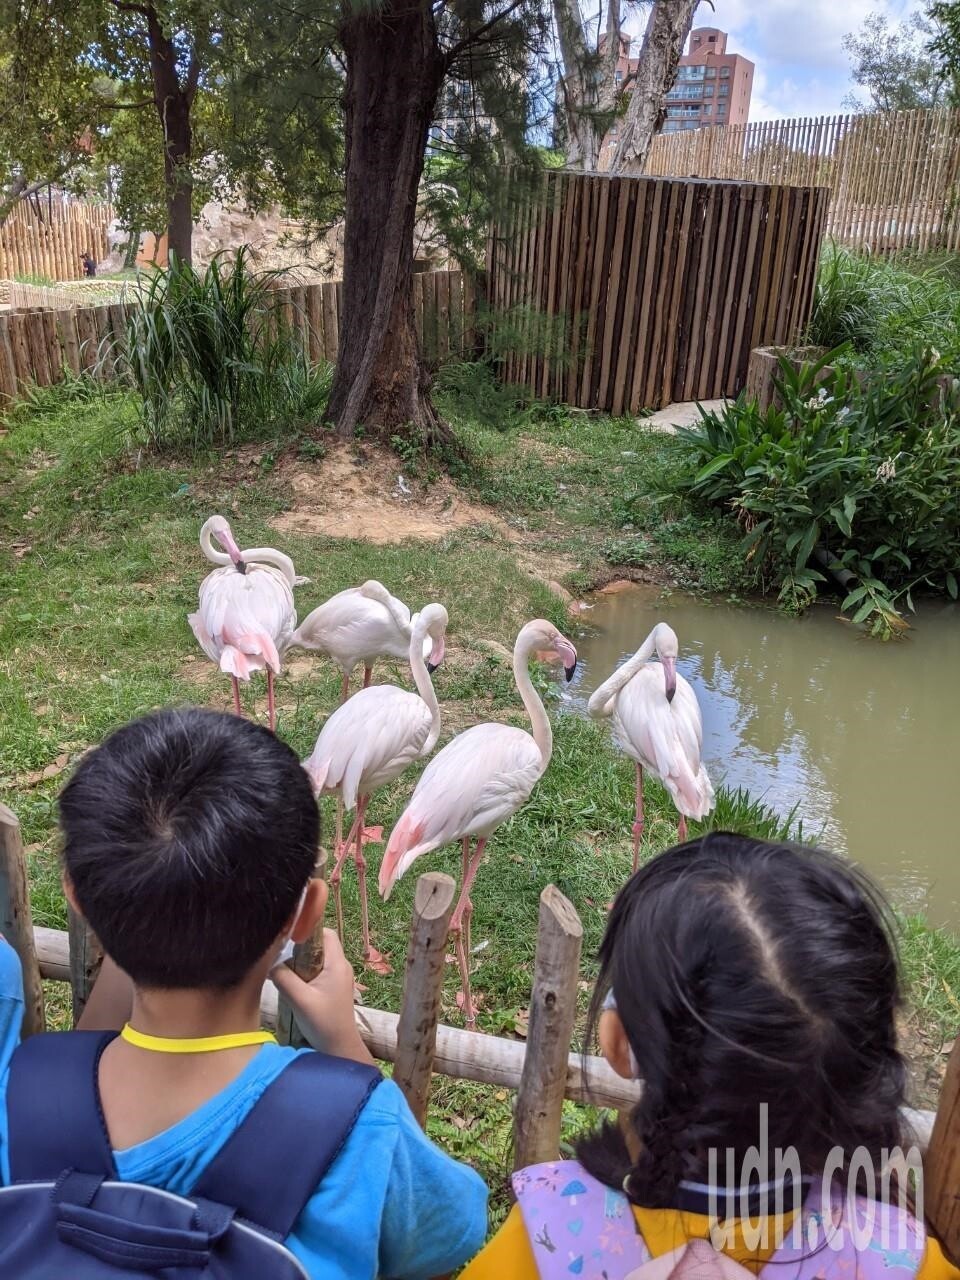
[610,0,701,173]
[554,0,621,170]
[145,5,196,266]
[327,0,447,442]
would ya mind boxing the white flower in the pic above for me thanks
[817,386,829,402]
[929,347,942,365]
[836,406,851,422]
[875,457,897,483]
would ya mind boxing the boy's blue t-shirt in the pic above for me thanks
[0,940,487,1279]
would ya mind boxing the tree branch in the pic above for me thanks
[110,0,152,15]
[443,0,526,68]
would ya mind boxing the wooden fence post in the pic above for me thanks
[393,872,457,1126]
[513,885,583,1171]
[0,804,45,1037]
[926,1034,960,1264]
[66,902,104,1026]
[276,847,328,1048]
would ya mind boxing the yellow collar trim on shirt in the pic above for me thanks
[120,1024,277,1054]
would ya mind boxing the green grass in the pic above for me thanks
[2,384,958,1187]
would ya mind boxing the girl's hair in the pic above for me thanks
[577,833,905,1207]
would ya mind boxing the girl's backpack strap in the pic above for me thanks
[511,1160,649,1279]
[193,1051,382,1239]
[7,1031,118,1182]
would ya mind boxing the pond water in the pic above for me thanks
[566,584,960,930]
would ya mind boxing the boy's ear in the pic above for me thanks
[62,873,82,918]
[599,1008,635,1081]
[290,879,328,944]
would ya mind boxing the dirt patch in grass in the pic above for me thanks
[269,442,510,544]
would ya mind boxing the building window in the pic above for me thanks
[718,81,729,95]
[708,34,716,40]
[704,65,716,78]
[719,65,731,77]
[702,103,712,114]
[703,83,714,96]
[615,69,623,83]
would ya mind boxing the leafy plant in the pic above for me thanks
[677,347,960,636]
[105,250,333,450]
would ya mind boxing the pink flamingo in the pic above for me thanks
[288,581,436,703]
[302,604,448,973]
[379,619,578,1029]
[588,621,715,871]
[187,515,305,731]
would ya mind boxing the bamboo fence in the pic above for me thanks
[0,801,957,1253]
[487,170,828,412]
[0,197,114,282]
[644,107,960,254]
[0,269,475,408]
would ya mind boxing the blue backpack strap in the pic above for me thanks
[7,1031,117,1182]
[193,1050,381,1239]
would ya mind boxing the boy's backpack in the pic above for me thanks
[512,1160,927,1280]
[0,1030,381,1277]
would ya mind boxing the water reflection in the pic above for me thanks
[568,585,960,929]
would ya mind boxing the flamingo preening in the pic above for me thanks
[187,515,305,731]
[288,581,436,703]
[588,621,715,871]
[379,619,578,1029]
[302,604,449,973]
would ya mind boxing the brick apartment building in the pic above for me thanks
[599,27,754,166]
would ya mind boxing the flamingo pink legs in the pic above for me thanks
[266,670,276,732]
[449,836,487,1031]
[632,763,644,873]
[329,800,391,974]
[678,815,688,842]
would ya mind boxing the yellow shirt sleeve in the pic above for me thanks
[920,1237,960,1280]
[460,1205,538,1280]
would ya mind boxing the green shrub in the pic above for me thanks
[806,244,960,369]
[106,249,333,450]
[677,348,960,637]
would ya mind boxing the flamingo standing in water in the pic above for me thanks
[588,621,714,871]
[288,581,436,703]
[188,515,305,731]
[302,604,448,973]
[379,619,578,1029]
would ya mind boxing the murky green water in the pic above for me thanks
[566,584,960,929]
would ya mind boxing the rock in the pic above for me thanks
[546,579,573,603]
[598,578,638,595]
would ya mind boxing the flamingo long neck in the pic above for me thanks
[587,628,659,718]
[514,637,552,772]
[409,623,441,753]
[361,581,412,636]
[199,525,232,567]
[239,547,297,585]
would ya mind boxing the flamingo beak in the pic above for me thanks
[662,656,677,703]
[560,639,578,683]
[216,527,244,568]
[426,635,445,675]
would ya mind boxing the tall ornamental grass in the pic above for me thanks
[106,249,332,450]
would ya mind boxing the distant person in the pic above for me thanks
[80,251,96,277]
[0,707,487,1278]
[464,833,959,1280]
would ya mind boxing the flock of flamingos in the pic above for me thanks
[188,515,716,1028]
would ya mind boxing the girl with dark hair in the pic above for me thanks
[464,833,958,1280]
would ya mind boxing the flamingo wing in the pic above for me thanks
[304,686,433,809]
[615,668,715,819]
[380,722,543,894]
[194,566,294,677]
[289,589,410,665]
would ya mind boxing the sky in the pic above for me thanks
[622,0,917,120]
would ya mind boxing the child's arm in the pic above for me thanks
[271,930,374,1065]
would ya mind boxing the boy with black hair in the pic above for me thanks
[0,707,487,1277]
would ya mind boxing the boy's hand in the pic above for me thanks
[271,930,374,1066]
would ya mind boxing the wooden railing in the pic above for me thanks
[0,197,114,282]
